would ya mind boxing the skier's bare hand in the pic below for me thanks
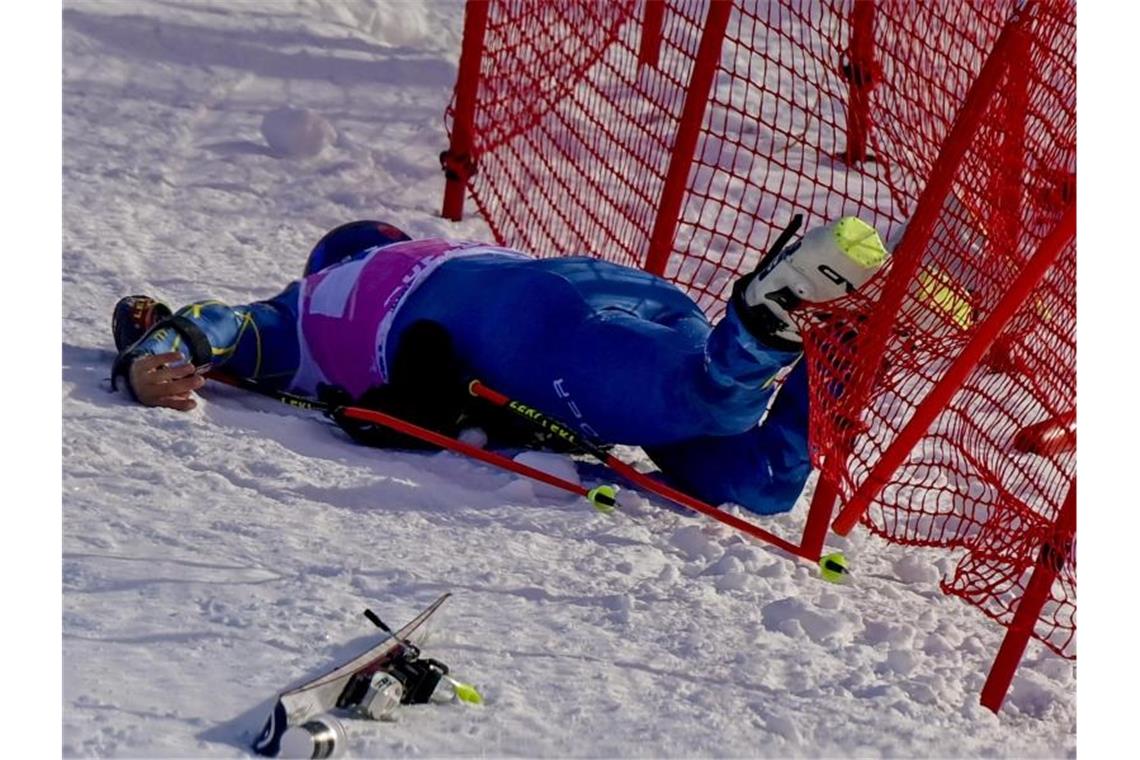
[128,352,207,411]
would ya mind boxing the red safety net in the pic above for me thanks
[800,0,1075,660]
[443,0,1075,660]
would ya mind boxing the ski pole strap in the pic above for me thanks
[752,212,804,275]
[159,315,215,367]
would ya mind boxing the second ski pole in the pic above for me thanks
[467,379,805,556]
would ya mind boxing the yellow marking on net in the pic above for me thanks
[916,266,973,330]
[834,217,888,269]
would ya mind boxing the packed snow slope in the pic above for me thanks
[62,1,1075,757]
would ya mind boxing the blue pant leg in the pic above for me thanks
[645,358,811,515]
[393,255,801,446]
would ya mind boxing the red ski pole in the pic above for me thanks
[206,372,617,513]
[467,380,806,557]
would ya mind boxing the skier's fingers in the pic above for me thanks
[153,360,201,383]
[128,352,205,410]
[157,374,206,397]
[157,394,198,412]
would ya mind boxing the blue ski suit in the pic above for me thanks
[124,230,811,515]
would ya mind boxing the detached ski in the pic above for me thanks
[253,593,453,757]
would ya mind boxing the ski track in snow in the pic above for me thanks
[63,1,1075,757]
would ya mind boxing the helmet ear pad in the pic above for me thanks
[304,220,412,276]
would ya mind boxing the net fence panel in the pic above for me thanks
[800,0,1075,658]
[448,0,698,269]
[445,0,1075,658]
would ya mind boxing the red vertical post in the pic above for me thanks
[643,0,732,276]
[639,0,666,67]
[989,19,1029,262]
[980,479,1075,712]
[832,202,1075,535]
[441,0,491,222]
[978,19,1031,374]
[840,0,876,163]
[797,475,838,561]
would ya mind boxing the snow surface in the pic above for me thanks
[62,0,1075,757]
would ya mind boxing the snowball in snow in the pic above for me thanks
[670,524,722,561]
[458,427,489,448]
[260,106,336,158]
[892,552,941,585]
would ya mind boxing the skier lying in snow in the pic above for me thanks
[110,217,887,516]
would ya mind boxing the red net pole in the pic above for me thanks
[638,0,665,68]
[980,479,1076,712]
[643,0,732,276]
[832,201,1076,535]
[441,0,491,222]
[990,18,1029,260]
[840,0,876,164]
[1013,410,1076,456]
[798,476,838,562]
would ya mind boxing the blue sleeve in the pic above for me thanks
[127,300,245,366]
[644,358,811,515]
[116,284,301,394]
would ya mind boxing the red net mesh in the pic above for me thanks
[800,0,1075,659]
[445,0,1075,658]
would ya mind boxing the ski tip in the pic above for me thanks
[587,484,618,514]
[819,551,850,583]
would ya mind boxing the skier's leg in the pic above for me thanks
[644,358,811,516]
[391,255,802,446]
